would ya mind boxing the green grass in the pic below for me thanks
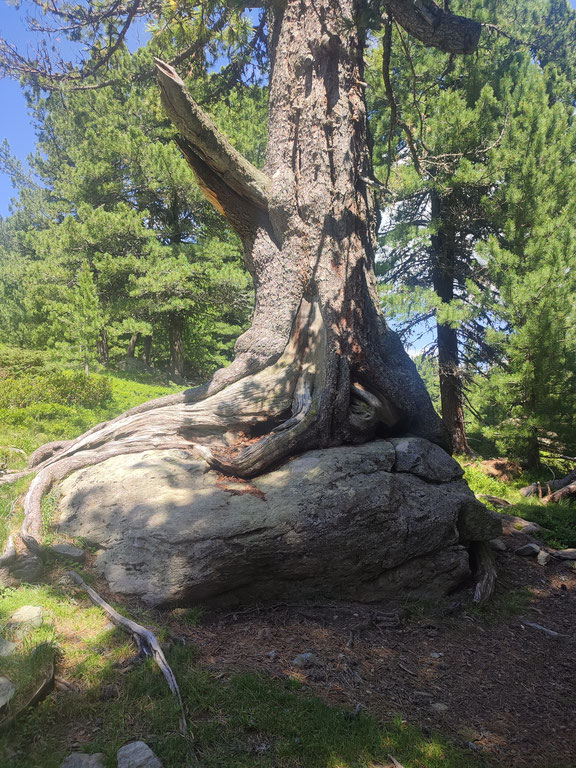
[459,458,576,550]
[0,365,179,550]
[0,588,487,768]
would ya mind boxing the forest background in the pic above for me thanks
[1,0,576,478]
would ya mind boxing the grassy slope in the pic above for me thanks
[0,371,178,549]
[1,357,573,766]
[0,584,485,768]
[0,362,490,767]
[461,461,576,550]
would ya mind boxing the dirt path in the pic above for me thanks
[174,528,576,768]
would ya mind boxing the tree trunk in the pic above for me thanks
[168,315,185,380]
[143,335,153,366]
[153,0,457,477]
[525,425,541,471]
[12,0,483,543]
[127,332,138,358]
[97,328,109,365]
[430,190,471,455]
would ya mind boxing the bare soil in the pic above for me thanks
[168,526,576,768]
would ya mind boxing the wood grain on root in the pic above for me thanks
[472,541,497,604]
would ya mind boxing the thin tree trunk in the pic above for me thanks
[143,335,153,366]
[127,332,138,358]
[431,190,471,455]
[168,315,185,380]
[97,328,109,365]
[525,425,541,471]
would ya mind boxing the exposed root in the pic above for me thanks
[472,541,497,604]
[68,570,188,736]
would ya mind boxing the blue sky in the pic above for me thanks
[1,0,576,217]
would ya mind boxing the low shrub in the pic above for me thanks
[0,345,47,378]
[0,370,112,410]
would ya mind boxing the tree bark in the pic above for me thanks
[168,314,185,380]
[126,332,138,358]
[430,191,471,455]
[97,328,109,365]
[9,0,484,548]
[143,335,153,366]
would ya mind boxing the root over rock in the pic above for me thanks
[55,439,500,607]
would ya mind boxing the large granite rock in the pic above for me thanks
[57,439,500,607]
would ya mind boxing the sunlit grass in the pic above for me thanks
[0,585,486,768]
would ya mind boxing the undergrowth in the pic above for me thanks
[460,458,576,550]
[0,584,486,768]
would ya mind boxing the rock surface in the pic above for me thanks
[117,741,163,768]
[0,637,17,657]
[515,543,540,557]
[57,440,500,607]
[555,548,576,560]
[0,676,15,708]
[51,543,85,562]
[8,605,43,640]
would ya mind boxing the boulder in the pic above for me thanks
[515,543,540,557]
[0,676,15,708]
[7,606,43,640]
[0,637,17,657]
[117,741,163,768]
[57,441,499,607]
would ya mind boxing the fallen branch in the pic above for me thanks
[543,481,576,505]
[520,620,567,639]
[67,571,188,735]
[521,467,576,498]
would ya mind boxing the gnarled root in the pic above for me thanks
[13,299,430,553]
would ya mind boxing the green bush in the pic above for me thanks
[0,346,47,378]
[0,371,112,410]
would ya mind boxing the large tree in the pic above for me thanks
[0,0,484,541]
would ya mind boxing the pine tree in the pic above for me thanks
[370,0,576,454]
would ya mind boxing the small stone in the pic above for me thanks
[99,684,119,700]
[0,637,17,657]
[537,550,551,566]
[267,650,278,661]
[9,555,44,583]
[292,652,321,668]
[429,652,444,659]
[430,702,449,713]
[555,548,576,560]
[0,676,16,708]
[489,538,506,552]
[51,543,85,562]
[117,741,163,768]
[8,605,43,639]
[515,543,540,557]
[60,754,106,768]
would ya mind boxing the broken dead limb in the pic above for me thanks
[67,571,188,736]
[521,467,576,498]
[520,620,568,639]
